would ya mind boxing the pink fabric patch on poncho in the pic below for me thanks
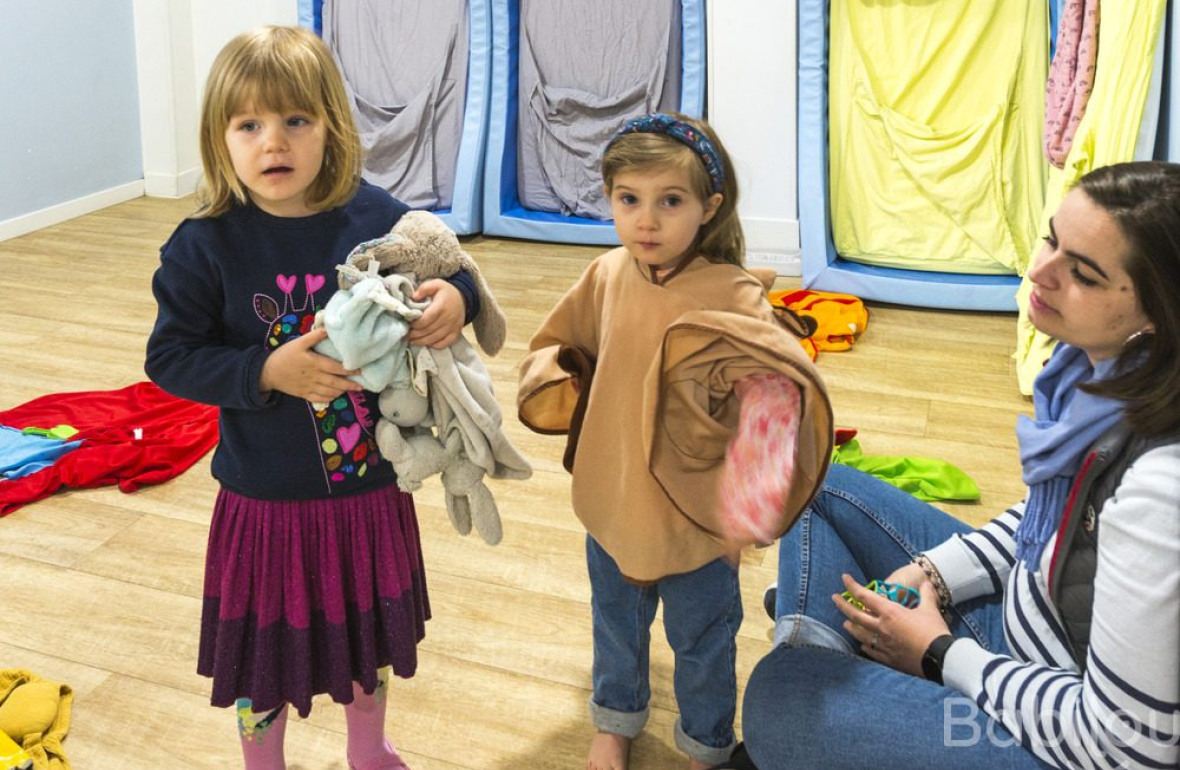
[718,373,802,545]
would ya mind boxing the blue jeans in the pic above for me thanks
[586,535,742,766]
[743,465,1050,769]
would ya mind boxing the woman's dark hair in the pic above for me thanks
[1077,161,1180,437]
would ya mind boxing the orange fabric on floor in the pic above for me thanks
[769,289,869,357]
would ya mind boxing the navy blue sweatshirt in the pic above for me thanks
[145,182,478,499]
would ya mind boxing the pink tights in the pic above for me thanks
[237,701,288,770]
[235,676,408,770]
[344,678,409,770]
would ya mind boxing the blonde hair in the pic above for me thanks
[194,25,361,218]
[601,113,744,266]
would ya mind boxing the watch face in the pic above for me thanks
[921,651,942,684]
[922,635,954,684]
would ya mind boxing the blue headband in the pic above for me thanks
[611,113,726,194]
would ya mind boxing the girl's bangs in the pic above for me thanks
[229,59,319,117]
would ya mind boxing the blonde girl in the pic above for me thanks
[146,26,479,769]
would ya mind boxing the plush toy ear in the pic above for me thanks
[357,232,408,276]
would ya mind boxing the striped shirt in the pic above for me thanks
[926,443,1180,769]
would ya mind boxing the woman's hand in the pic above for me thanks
[883,561,931,595]
[832,573,951,677]
[408,279,466,348]
[259,327,362,403]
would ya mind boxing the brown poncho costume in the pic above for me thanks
[518,248,833,581]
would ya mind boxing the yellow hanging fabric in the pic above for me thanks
[1014,0,1167,394]
[829,0,1047,275]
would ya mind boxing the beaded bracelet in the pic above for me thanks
[914,553,952,610]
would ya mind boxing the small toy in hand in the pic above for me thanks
[841,580,920,611]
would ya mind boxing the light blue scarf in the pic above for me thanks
[1014,344,1122,569]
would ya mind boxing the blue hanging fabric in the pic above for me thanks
[1164,0,1180,160]
[296,0,322,35]
[1049,0,1061,58]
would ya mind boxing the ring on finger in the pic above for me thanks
[870,631,880,650]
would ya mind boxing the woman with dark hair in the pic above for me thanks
[737,162,1180,770]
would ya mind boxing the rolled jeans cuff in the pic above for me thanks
[588,696,648,739]
[673,718,736,765]
[773,613,855,655]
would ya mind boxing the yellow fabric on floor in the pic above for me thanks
[0,672,71,770]
[1014,0,1168,394]
[829,0,1047,275]
[0,730,32,770]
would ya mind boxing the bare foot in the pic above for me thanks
[587,731,630,770]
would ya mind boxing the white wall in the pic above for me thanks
[707,0,799,275]
[190,1,300,96]
[132,0,200,198]
[0,2,143,239]
[133,0,297,198]
[0,0,295,240]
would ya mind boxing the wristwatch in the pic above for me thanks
[921,634,958,685]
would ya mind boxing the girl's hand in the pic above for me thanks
[409,279,466,348]
[832,573,951,677]
[259,327,362,403]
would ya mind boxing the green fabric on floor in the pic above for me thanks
[832,439,981,502]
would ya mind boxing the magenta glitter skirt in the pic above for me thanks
[197,484,429,718]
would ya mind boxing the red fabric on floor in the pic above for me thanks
[0,382,218,516]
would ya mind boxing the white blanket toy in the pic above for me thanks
[313,211,531,544]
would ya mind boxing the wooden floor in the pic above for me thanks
[0,197,1030,769]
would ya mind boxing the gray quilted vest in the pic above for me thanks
[1048,421,1175,670]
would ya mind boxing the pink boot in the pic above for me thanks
[237,701,288,770]
[345,679,410,770]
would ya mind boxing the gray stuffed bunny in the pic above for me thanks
[376,383,505,545]
[342,211,531,546]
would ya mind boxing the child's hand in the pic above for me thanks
[259,327,363,403]
[408,279,465,348]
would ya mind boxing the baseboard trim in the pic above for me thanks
[742,216,802,277]
[144,167,201,198]
[0,181,146,242]
[747,250,802,277]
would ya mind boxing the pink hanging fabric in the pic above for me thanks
[1044,0,1100,168]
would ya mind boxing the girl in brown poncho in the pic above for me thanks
[518,114,832,770]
